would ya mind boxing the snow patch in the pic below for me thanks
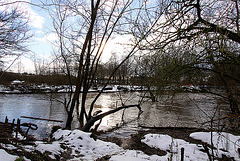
[142,134,207,160]
[190,132,240,160]
[35,129,123,160]
[110,150,164,161]
[0,149,19,161]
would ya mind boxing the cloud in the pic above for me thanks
[101,35,134,62]
[34,33,58,42]
[44,33,58,42]
[27,9,45,29]
[0,0,45,29]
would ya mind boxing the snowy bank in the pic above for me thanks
[142,132,240,161]
[0,84,145,94]
[0,129,239,160]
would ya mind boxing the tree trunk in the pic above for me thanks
[65,0,101,129]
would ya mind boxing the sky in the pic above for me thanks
[0,0,55,73]
[0,0,162,74]
[1,0,128,73]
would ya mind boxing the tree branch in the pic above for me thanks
[82,104,143,132]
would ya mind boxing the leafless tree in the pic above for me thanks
[48,0,162,131]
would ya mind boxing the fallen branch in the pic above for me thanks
[82,104,143,132]
[21,116,63,122]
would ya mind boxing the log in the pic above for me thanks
[21,116,63,122]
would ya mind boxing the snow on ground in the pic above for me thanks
[1,129,240,160]
[109,150,165,161]
[0,84,146,93]
[25,129,124,160]
[0,148,31,161]
[190,132,240,160]
[142,132,240,161]
[142,134,208,160]
[0,149,19,161]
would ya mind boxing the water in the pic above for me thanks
[0,92,229,139]
[0,93,67,139]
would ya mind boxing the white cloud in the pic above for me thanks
[101,35,134,62]
[44,33,58,42]
[28,9,45,29]
[35,30,44,34]
[33,32,58,43]
[0,0,45,29]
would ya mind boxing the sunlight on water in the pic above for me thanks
[96,95,115,108]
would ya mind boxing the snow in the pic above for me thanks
[110,150,164,161]
[11,80,24,85]
[0,149,19,161]
[1,129,240,160]
[12,131,26,140]
[142,132,240,161]
[190,132,240,160]
[0,84,144,93]
[0,143,17,150]
[33,129,123,160]
[142,134,208,160]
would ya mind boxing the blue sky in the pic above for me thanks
[2,0,145,73]
[2,0,124,73]
[1,0,58,73]
[28,3,53,56]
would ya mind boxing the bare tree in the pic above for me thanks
[48,0,162,131]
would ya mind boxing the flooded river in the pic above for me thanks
[0,92,229,139]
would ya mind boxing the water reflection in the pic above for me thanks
[0,92,228,139]
[0,94,67,139]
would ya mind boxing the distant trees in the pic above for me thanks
[99,53,134,85]
[134,51,177,102]
[0,5,31,70]
[0,71,76,86]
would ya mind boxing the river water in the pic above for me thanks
[0,92,229,139]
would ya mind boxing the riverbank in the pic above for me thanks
[0,122,239,160]
[0,84,145,94]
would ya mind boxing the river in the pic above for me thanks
[0,92,229,139]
